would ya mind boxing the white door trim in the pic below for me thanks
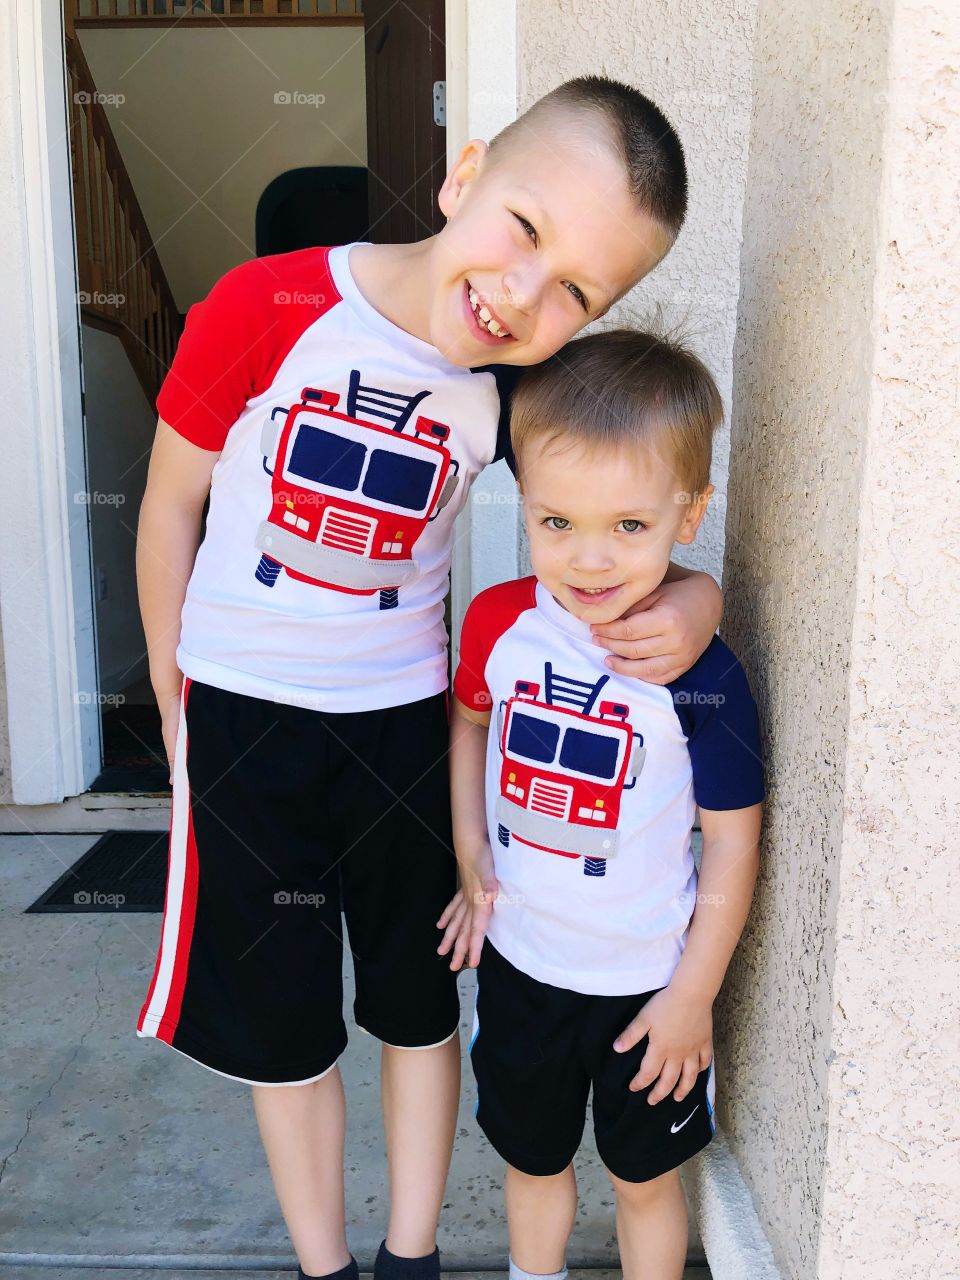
[445,0,520,653]
[0,0,100,804]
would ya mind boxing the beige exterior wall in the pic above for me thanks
[721,0,960,1276]
[517,0,758,586]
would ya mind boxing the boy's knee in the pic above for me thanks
[607,1165,679,1205]
[507,1161,574,1185]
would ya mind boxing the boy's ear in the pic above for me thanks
[674,483,714,544]
[438,139,489,219]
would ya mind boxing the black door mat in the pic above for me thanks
[26,831,168,913]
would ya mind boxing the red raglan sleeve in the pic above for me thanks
[453,595,496,713]
[156,259,274,451]
[453,578,538,714]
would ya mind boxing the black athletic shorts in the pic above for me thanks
[470,942,716,1183]
[137,677,460,1085]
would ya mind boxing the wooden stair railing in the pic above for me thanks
[65,29,182,406]
[64,0,363,29]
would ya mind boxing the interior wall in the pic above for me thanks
[78,26,367,308]
[80,323,156,697]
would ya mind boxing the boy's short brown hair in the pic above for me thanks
[487,76,688,239]
[509,328,723,499]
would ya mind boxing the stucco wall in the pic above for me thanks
[817,2,960,1273]
[720,1,959,1276]
[516,0,758,585]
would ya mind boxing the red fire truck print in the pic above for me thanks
[254,369,459,609]
[495,664,646,877]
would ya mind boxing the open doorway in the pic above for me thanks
[63,0,446,795]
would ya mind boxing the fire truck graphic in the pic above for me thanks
[254,369,459,609]
[495,664,646,877]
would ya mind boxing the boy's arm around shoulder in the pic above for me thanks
[590,564,723,685]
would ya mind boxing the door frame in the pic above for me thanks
[0,0,99,805]
[446,0,520,651]
[1,0,520,804]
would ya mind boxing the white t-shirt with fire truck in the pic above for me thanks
[454,577,765,996]
[156,242,521,713]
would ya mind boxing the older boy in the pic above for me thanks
[440,330,764,1280]
[136,79,720,1280]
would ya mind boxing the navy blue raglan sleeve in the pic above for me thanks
[470,362,526,475]
[667,638,765,810]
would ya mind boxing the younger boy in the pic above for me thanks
[440,330,764,1280]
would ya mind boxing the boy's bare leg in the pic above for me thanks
[252,1068,351,1276]
[381,1034,460,1256]
[505,1163,578,1273]
[610,1167,688,1280]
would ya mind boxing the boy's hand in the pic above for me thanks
[613,984,714,1104]
[436,845,499,971]
[157,688,182,786]
[590,572,722,685]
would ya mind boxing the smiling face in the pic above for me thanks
[428,118,673,367]
[520,434,713,625]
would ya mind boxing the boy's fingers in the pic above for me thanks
[436,891,462,930]
[436,904,466,956]
[646,1058,683,1104]
[601,654,683,686]
[591,630,665,658]
[628,1041,664,1092]
[613,1016,649,1054]
[672,1058,701,1103]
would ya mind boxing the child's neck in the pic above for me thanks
[348,239,437,347]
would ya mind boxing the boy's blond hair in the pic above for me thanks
[510,328,722,499]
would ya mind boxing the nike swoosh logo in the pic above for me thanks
[671,1105,700,1133]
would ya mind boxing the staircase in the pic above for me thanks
[64,26,182,405]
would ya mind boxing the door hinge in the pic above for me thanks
[433,80,446,127]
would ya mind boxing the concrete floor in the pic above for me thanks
[0,833,710,1277]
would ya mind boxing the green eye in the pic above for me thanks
[514,213,538,244]
[618,519,644,533]
[544,516,570,531]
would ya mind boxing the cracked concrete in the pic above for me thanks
[0,833,710,1273]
